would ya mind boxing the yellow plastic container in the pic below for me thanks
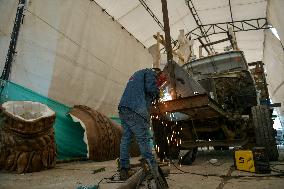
[234,150,255,173]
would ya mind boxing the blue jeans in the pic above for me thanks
[119,107,157,169]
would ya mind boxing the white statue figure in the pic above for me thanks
[148,43,161,69]
[177,30,195,64]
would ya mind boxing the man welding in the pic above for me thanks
[118,68,166,181]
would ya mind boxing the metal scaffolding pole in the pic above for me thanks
[1,0,26,81]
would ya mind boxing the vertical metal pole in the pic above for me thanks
[160,0,177,99]
[1,0,26,81]
[228,0,234,32]
[160,0,173,62]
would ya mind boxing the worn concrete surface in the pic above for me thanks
[0,147,284,189]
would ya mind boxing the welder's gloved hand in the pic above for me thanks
[156,72,167,89]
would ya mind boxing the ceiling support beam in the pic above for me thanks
[185,0,215,54]
[228,0,234,29]
[181,17,271,41]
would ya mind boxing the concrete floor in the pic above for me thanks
[0,147,284,189]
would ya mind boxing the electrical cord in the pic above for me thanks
[269,163,284,173]
[168,159,222,177]
[168,159,284,178]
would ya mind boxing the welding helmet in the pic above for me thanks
[151,68,162,76]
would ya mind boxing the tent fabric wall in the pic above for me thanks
[0,0,61,96]
[47,0,152,116]
[0,0,153,117]
[0,0,18,76]
[267,0,284,44]
[266,0,284,125]
[263,30,284,124]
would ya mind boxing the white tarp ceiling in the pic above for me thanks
[94,0,267,63]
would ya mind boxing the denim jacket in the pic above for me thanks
[118,69,159,122]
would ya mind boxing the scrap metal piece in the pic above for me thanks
[152,94,225,120]
[98,168,145,189]
[98,161,169,189]
[163,61,206,99]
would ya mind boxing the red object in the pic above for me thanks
[157,73,167,88]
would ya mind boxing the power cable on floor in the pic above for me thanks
[168,159,222,177]
[270,163,284,173]
[168,160,284,178]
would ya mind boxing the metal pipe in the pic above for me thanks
[1,0,26,81]
[160,0,173,62]
[160,0,177,99]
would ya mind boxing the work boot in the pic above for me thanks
[120,168,129,181]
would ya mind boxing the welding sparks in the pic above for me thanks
[160,89,172,102]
